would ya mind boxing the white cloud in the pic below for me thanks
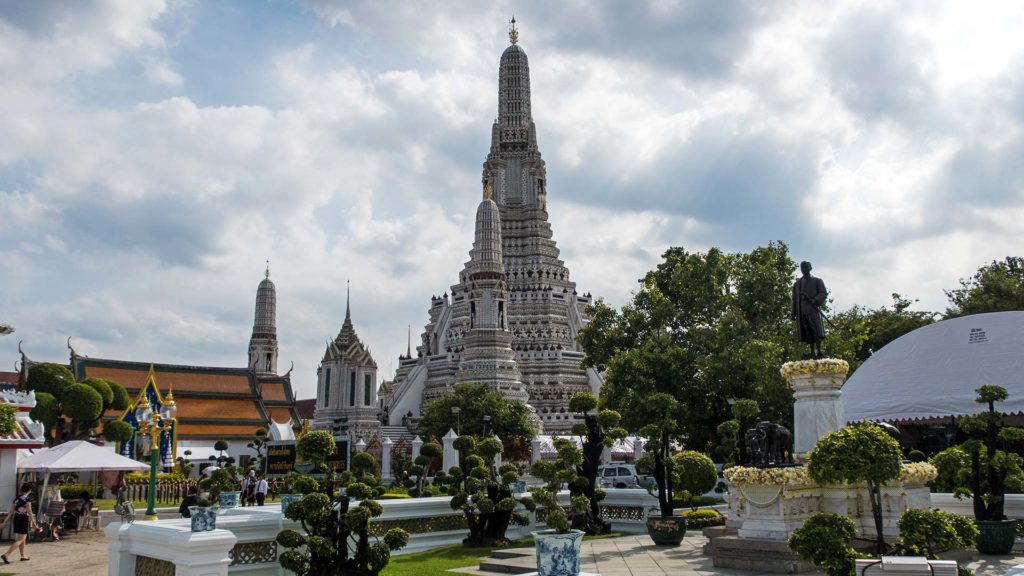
[2,1,1024,401]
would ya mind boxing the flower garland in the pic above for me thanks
[780,358,850,379]
[725,462,937,487]
[723,466,811,487]
[897,462,938,484]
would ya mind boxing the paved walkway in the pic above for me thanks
[4,529,1024,576]
[0,528,107,576]
[456,534,1024,576]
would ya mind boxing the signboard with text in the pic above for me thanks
[265,439,350,477]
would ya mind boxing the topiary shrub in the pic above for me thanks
[893,508,978,559]
[531,437,594,535]
[26,363,74,399]
[103,420,134,443]
[449,435,530,546]
[80,378,114,407]
[682,508,724,529]
[672,450,717,510]
[908,449,927,463]
[62,384,103,426]
[788,512,864,576]
[808,422,902,554]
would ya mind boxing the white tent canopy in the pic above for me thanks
[842,311,1024,423]
[18,440,149,473]
[18,440,149,522]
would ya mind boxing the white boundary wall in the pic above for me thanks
[106,489,659,576]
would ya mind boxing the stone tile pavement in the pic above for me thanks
[456,534,1024,576]
[0,527,108,576]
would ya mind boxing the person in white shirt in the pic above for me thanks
[255,475,269,506]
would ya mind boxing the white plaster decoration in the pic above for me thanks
[531,437,542,464]
[411,436,423,463]
[381,437,393,481]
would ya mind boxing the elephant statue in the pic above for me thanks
[746,421,793,466]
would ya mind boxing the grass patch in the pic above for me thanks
[382,543,496,576]
[382,531,625,575]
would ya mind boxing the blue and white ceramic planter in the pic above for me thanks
[514,480,528,494]
[280,493,303,513]
[188,506,218,532]
[218,491,241,508]
[532,529,584,576]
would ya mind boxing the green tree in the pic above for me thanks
[561,391,626,534]
[671,450,717,510]
[824,294,936,374]
[945,257,1024,317]
[418,382,535,442]
[579,243,797,514]
[62,384,103,437]
[958,385,1024,521]
[0,404,16,437]
[807,423,903,554]
[246,427,269,474]
[103,420,134,443]
[448,435,530,546]
[26,363,74,400]
[788,513,862,576]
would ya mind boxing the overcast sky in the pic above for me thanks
[2,1,1023,400]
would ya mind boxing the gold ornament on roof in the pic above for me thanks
[509,16,518,45]
[483,181,494,200]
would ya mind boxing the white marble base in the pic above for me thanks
[729,481,932,542]
[520,573,600,576]
[783,360,848,460]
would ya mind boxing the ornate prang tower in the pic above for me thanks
[248,263,279,374]
[384,19,601,433]
[455,184,531,407]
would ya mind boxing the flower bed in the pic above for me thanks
[724,462,937,488]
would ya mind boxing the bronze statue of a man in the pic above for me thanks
[792,261,828,358]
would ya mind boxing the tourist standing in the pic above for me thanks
[1,483,37,563]
[242,470,256,506]
[255,474,268,506]
[178,486,199,518]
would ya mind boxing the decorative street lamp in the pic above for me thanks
[451,406,461,435]
[135,392,177,520]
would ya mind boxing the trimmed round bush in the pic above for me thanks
[62,383,103,422]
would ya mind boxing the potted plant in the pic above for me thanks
[189,496,218,532]
[671,450,717,510]
[530,486,586,576]
[958,385,1024,554]
[633,392,689,545]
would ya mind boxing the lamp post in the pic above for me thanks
[483,415,491,437]
[451,406,461,435]
[135,394,177,521]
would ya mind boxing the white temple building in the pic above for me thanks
[381,22,603,434]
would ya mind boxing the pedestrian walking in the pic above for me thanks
[1,483,38,563]
[255,474,268,506]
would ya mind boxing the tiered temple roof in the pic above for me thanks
[76,356,300,440]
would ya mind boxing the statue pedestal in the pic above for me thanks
[782,359,848,462]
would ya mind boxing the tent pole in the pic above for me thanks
[37,472,51,524]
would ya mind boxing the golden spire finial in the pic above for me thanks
[483,181,494,200]
[509,16,518,45]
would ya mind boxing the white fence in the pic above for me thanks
[106,489,658,576]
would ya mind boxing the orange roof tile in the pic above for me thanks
[259,383,288,402]
[84,366,252,395]
[177,423,266,437]
[178,398,263,421]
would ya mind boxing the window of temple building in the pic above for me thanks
[323,368,332,407]
[349,372,356,407]
[364,374,371,406]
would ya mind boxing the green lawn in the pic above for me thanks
[382,532,623,576]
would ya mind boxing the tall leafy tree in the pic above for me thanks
[945,256,1024,317]
[824,293,936,374]
[418,382,535,442]
[579,242,798,464]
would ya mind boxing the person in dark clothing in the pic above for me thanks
[1,483,37,563]
[178,486,199,518]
